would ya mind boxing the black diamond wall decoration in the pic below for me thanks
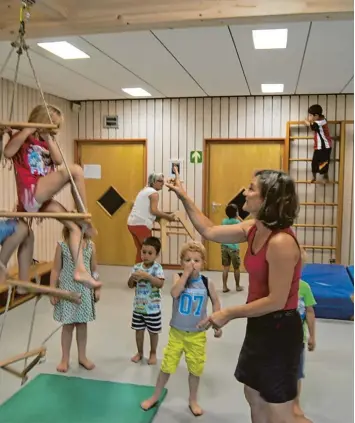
[97,186,126,217]
[229,188,249,221]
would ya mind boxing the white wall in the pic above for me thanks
[77,95,354,266]
[0,74,352,269]
[0,78,76,266]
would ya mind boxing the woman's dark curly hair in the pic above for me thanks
[255,170,299,229]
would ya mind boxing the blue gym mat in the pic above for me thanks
[301,264,354,320]
[347,265,354,284]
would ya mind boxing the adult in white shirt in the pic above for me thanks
[128,172,176,263]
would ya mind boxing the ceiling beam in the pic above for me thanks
[0,0,352,41]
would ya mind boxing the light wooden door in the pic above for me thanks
[79,142,145,266]
[206,141,284,271]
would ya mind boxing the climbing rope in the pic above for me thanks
[0,1,91,381]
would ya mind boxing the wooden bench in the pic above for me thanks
[0,261,53,314]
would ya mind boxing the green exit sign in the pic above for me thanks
[190,150,202,164]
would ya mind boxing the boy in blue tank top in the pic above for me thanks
[141,241,222,417]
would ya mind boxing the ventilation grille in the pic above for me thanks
[103,115,119,129]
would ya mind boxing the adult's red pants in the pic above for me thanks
[127,225,152,263]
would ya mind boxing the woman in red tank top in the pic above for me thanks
[167,167,303,423]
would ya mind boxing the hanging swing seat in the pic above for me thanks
[0,121,58,130]
[5,279,81,304]
[0,0,91,384]
[0,212,91,220]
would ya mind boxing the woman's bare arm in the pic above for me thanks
[150,193,175,221]
[166,167,254,243]
[179,193,254,243]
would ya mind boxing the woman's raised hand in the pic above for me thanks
[165,165,187,199]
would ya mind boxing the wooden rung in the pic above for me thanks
[294,224,337,228]
[153,225,183,232]
[290,136,314,140]
[174,210,195,240]
[289,120,342,125]
[5,280,81,303]
[1,365,24,379]
[0,212,91,219]
[295,180,338,184]
[300,245,336,250]
[167,230,185,236]
[0,347,46,368]
[289,158,340,162]
[300,202,337,206]
[0,121,58,130]
[290,136,340,141]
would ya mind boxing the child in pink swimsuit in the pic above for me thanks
[4,104,101,290]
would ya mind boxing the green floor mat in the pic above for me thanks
[0,373,167,423]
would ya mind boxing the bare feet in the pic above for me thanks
[131,353,143,363]
[141,396,159,411]
[74,270,102,289]
[189,401,203,416]
[57,360,69,373]
[79,357,95,370]
[148,353,157,365]
[222,287,230,293]
[236,286,244,292]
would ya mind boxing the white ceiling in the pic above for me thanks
[0,19,353,100]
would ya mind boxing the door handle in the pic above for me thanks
[211,202,222,212]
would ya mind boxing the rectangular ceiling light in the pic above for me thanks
[37,41,90,59]
[261,84,284,93]
[122,88,152,97]
[252,29,288,49]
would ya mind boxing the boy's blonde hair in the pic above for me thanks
[180,241,206,263]
[28,104,63,127]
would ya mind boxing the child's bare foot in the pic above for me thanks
[236,286,244,292]
[141,396,159,411]
[74,270,102,289]
[79,357,95,370]
[131,353,143,363]
[189,401,204,416]
[148,353,157,365]
[57,360,69,373]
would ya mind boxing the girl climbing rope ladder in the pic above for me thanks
[3,105,102,290]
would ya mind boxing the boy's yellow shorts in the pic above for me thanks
[160,327,207,377]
